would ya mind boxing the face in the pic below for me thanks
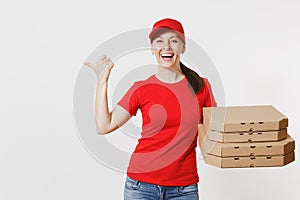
[151,31,185,68]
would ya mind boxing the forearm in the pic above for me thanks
[95,81,111,134]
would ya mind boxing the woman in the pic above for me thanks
[85,18,217,200]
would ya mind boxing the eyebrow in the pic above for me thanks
[156,36,179,39]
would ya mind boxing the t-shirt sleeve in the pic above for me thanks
[202,78,217,107]
[117,82,141,116]
[196,78,217,124]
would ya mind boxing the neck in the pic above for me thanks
[156,62,184,82]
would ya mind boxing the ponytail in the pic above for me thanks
[180,61,204,95]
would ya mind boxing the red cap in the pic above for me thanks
[149,18,185,43]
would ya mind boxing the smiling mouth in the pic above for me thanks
[161,53,175,60]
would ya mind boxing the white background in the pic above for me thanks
[1,0,300,199]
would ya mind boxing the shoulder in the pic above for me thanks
[196,77,213,98]
[200,77,210,85]
[198,77,211,92]
[126,75,154,96]
[132,74,157,88]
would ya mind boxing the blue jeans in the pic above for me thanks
[124,176,199,200]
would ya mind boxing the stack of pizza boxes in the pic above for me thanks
[198,105,295,168]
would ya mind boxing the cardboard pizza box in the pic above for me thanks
[203,105,288,132]
[203,135,294,157]
[204,151,295,168]
[206,128,287,143]
[198,124,295,157]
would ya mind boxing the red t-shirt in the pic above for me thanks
[117,74,217,186]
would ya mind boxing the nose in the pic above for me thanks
[162,41,172,50]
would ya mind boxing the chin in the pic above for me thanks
[159,62,175,68]
[158,57,178,68]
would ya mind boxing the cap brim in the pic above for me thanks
[149,26,185,42]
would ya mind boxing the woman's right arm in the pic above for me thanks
[85,55,132,135]
[95,81,132,134]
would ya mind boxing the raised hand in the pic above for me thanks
[84,55,114,84]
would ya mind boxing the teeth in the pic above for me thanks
[161,53,173,57]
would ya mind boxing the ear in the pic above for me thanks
[151,46,155,55]
[181,44,186,54]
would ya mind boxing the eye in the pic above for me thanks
[171,40,178,43]
[156,39,163,43]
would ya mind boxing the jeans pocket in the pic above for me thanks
[125,176,141,190]
[177,184,198,195]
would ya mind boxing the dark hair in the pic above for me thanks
[180,61,204,95]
